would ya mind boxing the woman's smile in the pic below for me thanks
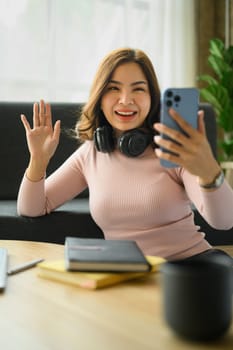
[114,108,138,121]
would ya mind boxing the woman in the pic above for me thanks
[17,48,233,260]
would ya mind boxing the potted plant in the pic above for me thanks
[198,38,233,186]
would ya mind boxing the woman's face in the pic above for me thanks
[101,62,151,134]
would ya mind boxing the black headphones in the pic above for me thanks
[94,125,152,157]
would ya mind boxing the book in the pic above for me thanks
[64,237,151,272]
[37,256,165,290]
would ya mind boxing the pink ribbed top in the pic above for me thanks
[17,141,233,260]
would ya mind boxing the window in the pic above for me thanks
[0,0,196,102]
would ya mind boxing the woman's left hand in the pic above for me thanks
[153,108,222,185]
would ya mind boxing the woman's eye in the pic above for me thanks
[134,87,145,92]
[107,86,119,91]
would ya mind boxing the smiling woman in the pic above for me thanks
[17,47,233,261]
[75,48,160,159]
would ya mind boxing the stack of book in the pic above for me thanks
[37,237,165,290]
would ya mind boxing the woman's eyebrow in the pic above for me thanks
[131,81,148,86]
[109,80,148,86]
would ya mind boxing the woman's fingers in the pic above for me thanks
[33,102,40,127]
[39,99,46,126]
[154,108,204,150]
[53,120,61,142]
[197,110,206,136]
[45,102,53,128]
[32,100,53,128]
[40,100,53,128]
[23,98,57,137]
[20,114,31,132]
[168,108,195,136]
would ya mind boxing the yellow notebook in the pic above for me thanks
[37,256,165,290]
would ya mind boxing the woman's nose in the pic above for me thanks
[119,91,134,105]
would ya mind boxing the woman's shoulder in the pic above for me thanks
[74,140,95,153]
[71,140,96,161]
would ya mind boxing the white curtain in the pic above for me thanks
[0,0,196,102]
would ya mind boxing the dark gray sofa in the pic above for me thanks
[0,101,232,245]
[0,102,104,243]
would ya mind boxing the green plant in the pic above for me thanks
[198,38,233,161]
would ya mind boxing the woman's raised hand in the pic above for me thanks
[21,100,61,181]
[154,108,221,186]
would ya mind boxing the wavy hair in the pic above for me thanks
[76,48,160,141]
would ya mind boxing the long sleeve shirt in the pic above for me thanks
[17,141,233,260]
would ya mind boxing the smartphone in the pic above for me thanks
[159,87,199,168]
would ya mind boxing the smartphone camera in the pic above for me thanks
[174,95,181,102]
[165,93,181,108]
[166,100,173,107]
[166,90,173,98]
[174,94,181,107]
[166,90,174,107]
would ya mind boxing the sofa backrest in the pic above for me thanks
[0,101,217,200]
[0,102,83,199]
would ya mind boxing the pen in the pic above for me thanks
[7,258,44,276]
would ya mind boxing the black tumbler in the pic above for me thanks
[160,254,233,341]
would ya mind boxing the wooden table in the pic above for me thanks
[0,240,232,350]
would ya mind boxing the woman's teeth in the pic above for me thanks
[116,111,136,116]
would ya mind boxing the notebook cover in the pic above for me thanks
[64,237,151,272]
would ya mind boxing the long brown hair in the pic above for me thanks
[76,48,161,141]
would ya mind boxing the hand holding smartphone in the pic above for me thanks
[159,87,199,168]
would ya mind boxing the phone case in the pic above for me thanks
[160,87,199,168]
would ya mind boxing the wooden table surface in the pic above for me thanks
[0,240,232,350]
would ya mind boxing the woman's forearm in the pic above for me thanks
[17,173,48,217]
[26,157,49,182]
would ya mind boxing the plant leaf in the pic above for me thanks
[209,38,224,58]
[222,70,233,97]
[224,46,233,65]
[208,55,230,79]
[200,85,229,115]
[199,38,233,161]
[218,107,233,131]
[198,74,218,85]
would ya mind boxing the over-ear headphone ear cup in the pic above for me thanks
[118,129,151,157]
[94,126,115,153]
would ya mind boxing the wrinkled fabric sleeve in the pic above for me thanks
[179,168,233,230]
